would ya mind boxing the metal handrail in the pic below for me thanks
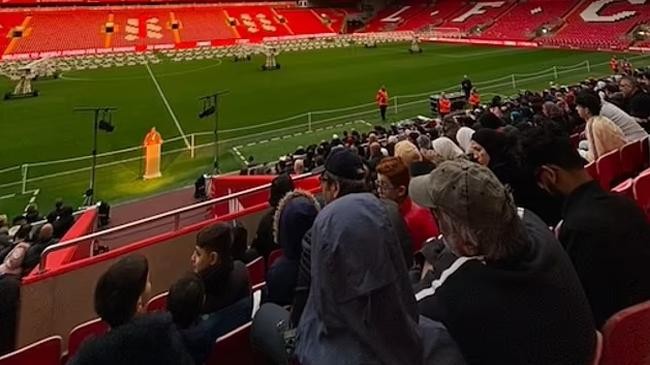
[38,172,319,273]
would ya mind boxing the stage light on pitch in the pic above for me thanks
[198,105,215,119]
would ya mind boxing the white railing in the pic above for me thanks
[2,55,645,195]
[37,171,319,273]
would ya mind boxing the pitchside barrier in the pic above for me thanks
[2,54,644,199]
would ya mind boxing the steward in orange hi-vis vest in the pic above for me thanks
[438,94,451,117]
[376,86,389,121]
[469,89,481,109]
[610,56,618,74]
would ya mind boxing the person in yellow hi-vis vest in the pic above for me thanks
[143,127,163,179]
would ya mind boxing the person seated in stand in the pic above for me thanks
[410,159,596,365]
[376,157,439,253]
[575,91,626,162]
[248,174,294,262]
[619,75,650,121]
[192,222,250,315]
[168,273,251,365]
[46,200,64,223]
[21,223,57,275]
[24,204,42,223]
[70,255,193,365]
[521,126,650,328]
[266,190,320,306]
[52,205,75,239]
[295,192,465,365]
[0,224,32,277]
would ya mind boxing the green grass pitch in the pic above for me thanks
[0,42,639,217]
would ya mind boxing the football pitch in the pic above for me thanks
[0,42,639,217]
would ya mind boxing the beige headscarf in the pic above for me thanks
[585,116,626,162]
[455,127,475,154]
[431,137,464,160]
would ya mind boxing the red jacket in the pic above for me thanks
[399,198,439,253]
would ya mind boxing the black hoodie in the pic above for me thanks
[69,314,193,365]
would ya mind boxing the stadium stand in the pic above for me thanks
[434,0,517,34]
[542,0,650,50]
[273,8,332,35]
[171,7,238,42]
[480,0,581,40]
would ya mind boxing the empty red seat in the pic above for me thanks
[585,161,598,180]
[611,178,634,200]
[205,322,262,365]
[641,137,650,169]
[67,318,109,359]
[246,257,266,291]
[620,139,644,177]
[600,300,650,365]
[0,336,61,365]
[596,149,622,190]
[633,168,650,218]
[146,291,169,312]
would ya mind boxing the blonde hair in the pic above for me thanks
[393,141,422,167]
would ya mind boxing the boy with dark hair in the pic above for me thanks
[521,126,650,327]
[192,222,250,314]
[71,255,193,365]
[169,272,252,365]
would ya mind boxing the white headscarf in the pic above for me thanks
[431,137,464,160]
[455,127,475,153]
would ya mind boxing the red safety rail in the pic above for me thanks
[210,174,320,217]
[25,208,97,277]
[542,0,650,50]
[481,0,580,41]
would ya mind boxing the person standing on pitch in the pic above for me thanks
[461,75,473,100]
[376,86,389,122]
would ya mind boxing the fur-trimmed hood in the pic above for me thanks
[272,190,320,261]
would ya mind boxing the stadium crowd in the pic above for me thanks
[3,67,650,364]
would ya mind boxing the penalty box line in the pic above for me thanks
[144,62,191,149]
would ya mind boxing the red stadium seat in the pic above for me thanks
[620,139,644,178]
[641,137,650,169]
[146,291,169,312]
[246,257,266,291]
[600,300,650,365]
[596,149,622,190]
[0,336,61,365]
[67,318,109,359]
[633,169,650,219]
[611,178,634,200]
[585,161,598,180]
[205,322,262,365]
[268,249,283,268]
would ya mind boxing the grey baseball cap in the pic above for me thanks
[409,159,516,228]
